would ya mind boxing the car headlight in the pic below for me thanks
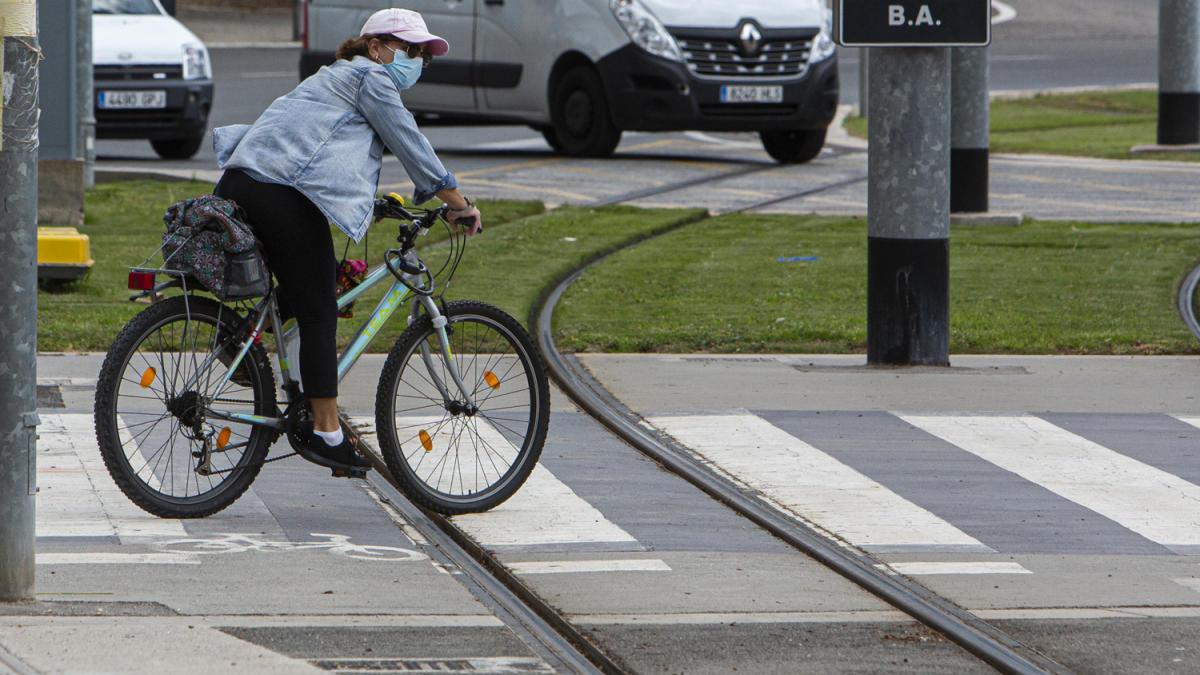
[610,0,683,63]
[811,11,836,62]
[183,43,211,80]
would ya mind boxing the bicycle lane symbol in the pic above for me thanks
[154,532,429,562]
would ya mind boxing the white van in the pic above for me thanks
[300,0,838,163]
[93,0,214,160]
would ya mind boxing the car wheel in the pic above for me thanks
[760,128,827,164]
[550,65,621,158]
[151,135,205,160]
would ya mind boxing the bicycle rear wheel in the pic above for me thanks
[94,295,277,518]
[1178,263,1200,343]
[375,300,550,514]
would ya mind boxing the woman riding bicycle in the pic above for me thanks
[212,8,480,471]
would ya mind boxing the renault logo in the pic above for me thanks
[739,22,763,56]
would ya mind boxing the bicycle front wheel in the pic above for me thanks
[1178,263,1200,342]
[375,300,550,514]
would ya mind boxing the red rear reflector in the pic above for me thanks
[128,271,155,290]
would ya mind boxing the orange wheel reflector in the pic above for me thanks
[419,430,433,452]
[139,367,157,389]
[484,371,500,390]
[216,427,232,450]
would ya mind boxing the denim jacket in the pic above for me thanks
[213,55,456,242]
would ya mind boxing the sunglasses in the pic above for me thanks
[377,38,433,67]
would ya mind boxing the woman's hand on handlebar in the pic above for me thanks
[436,188,483,236]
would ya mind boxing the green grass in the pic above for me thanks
[553,213,1200,355]
[341,204,707,350]
[38,179,543,352]
[844,90,1200,161]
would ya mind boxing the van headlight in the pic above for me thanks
[183,43,212,80]
[610,0,684,63]
[811,11,836,62]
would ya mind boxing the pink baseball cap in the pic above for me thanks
[360,8,449,57]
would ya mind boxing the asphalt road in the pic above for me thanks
[97,0,1158,166]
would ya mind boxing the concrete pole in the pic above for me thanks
[79,0,95,188]
[0,0,41,602]
[1159,0,1200,145]
[858,48,869,117]
[950,47,989,213]
[867,48,951,366]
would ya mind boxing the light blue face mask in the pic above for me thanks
[382,47,423,90]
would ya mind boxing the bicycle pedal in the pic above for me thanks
[332,467,369,479]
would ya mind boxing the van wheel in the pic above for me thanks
[550,66,622,158]
[760,129,827,164]
[151,135,205,160]
[540,127,564,153]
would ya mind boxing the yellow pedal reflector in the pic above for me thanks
[216,427,232,450]
[419,429,433,452]
[139,367,157,389]
[387,192,406,205]
[484,370,501,390]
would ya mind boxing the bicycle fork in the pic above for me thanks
[411,296,479,414]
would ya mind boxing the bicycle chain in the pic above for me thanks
[200,451,298,476]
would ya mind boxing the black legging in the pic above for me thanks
[214,169,339,398]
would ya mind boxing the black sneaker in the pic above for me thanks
[309,434,371,469]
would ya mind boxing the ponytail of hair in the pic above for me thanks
[335,36,373,61]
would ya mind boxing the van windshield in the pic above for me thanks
[94,0,162,15]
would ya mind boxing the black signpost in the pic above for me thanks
[835,1,991,366]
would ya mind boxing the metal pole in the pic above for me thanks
[78,0,95,188]
[858,48,869,117]
[0,0,41,602]
[950,47,989,213]
[867,48,951,366]
[1159,0,1200,145]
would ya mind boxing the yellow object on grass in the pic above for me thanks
[38,227,94,281]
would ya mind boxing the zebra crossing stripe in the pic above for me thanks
[901,414,1200,552]
[877,562,1032,576]
[352,417,639,549]
[648,414,991,552]
[38,415,187,541]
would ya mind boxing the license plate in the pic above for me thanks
[719,85,784,104]
[98,90,167,109]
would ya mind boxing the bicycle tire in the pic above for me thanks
[375,300,550,515]
[1178,263,1200,342]
[94,295,277,518]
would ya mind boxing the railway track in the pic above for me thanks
[349,166,1069,675]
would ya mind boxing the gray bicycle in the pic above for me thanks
[94,195,549,519]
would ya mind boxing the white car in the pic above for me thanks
[300,0,838,163]
[94,0,214,159]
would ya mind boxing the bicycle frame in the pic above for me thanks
[201,251,476,433]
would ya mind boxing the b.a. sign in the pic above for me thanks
[836,0,992,47]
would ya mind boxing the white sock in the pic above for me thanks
[314,428,344,446]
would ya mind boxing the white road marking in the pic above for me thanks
[1174,578,1200,594]
[38,414,187,542]
[877,562,1032,576]
[508,559,671,575]
[648,414,990,552]
[992,0,1017,25]
[118,415,163,493]
[352,416,639,548]
[901,414,1200,550]
[37,552,200,565]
